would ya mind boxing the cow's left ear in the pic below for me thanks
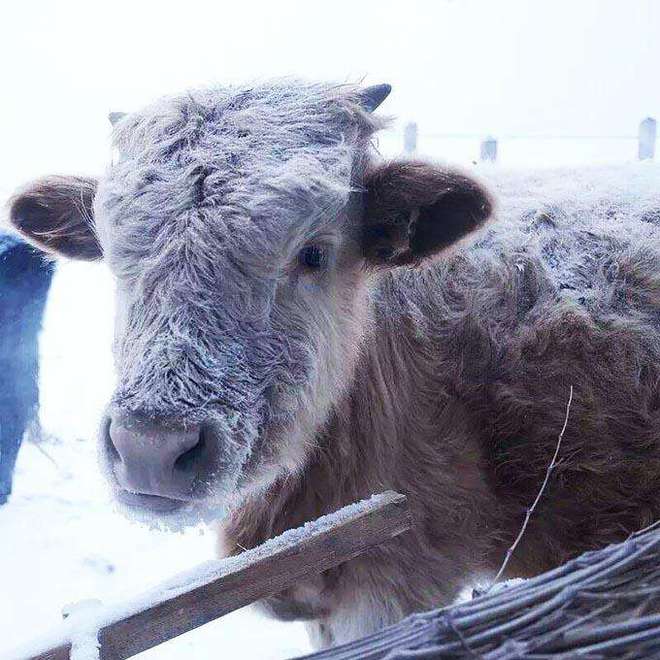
[362,160,494,267]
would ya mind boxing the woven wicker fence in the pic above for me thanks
[301,522,660,659]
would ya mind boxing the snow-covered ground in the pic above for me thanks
[0,261,311,659]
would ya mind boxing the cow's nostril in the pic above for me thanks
[174,432,205,474]
[104,417,121,463]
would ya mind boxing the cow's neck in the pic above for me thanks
[304,273,489,518]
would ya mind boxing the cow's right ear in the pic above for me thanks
[8,176,101,260]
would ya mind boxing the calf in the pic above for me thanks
[7,81,660,647]
[0,233,54,504]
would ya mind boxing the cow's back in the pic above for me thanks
[377,163,660,563]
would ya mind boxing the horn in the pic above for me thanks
[108,112,127,126]
[357,84,392,112]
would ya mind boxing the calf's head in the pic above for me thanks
[8,81,492,524]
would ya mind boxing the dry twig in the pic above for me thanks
[489,385,574,589]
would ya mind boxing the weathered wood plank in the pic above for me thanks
[25,491,411,660]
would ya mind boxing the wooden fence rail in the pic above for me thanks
[19,491,411,660]
[14,492,660,659]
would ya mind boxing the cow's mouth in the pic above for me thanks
[111,486,233,530]
[115,490,187,514]
[105,459,236,530]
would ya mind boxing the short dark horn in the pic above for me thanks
[358,84,392,113]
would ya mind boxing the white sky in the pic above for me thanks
[1,0,659,189]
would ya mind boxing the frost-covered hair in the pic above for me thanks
[95,82,385,495]
[7,81,660,644]
[100,86,373,390]
[7,79,493,524]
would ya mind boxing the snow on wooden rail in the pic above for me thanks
[18,491,411,660]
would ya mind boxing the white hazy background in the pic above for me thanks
[2,0,660,191]
[1,1,659,658]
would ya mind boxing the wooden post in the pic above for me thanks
[23,492,411,660]
[639,117,657,160]
[403,122,418,155]
[480,136,497,162]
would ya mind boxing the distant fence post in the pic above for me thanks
[404,122,418,155]
[639,117,657,160]
[480,136,497,162]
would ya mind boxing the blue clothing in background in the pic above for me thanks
[0,233,54,504]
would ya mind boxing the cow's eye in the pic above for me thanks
[298,245,326,270]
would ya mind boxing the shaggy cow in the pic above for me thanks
[0,233,54,504]
[7,81,660,647]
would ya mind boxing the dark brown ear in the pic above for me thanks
[8,176,101,260]
[362,160,494,267]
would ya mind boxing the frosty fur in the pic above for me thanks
[7,80,660,648]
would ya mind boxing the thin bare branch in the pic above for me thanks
[488,385,574,590]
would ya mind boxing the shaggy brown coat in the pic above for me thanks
[220,166,660,647]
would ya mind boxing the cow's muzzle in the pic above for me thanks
[101,411,220,512]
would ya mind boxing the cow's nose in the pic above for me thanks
[106,413,209,502]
